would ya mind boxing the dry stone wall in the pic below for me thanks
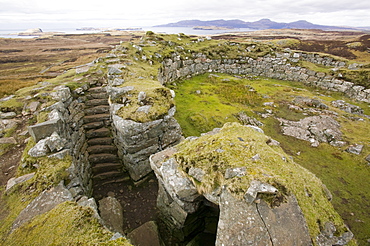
[158,51,370,103]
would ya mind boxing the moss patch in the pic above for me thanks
[174,122,351,242]
[115,81,174,123]
[2,201,131,246]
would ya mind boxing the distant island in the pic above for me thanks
[156,18,366,31]
[14,28,63,36]
[193,26,233,30]
[76,27,142,31]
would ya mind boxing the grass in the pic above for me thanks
[172,73,369,245]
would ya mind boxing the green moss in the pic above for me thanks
[2,201,132,246]
[0,98,23,113]
[115,81,174,123]
[298,60,334,74]
[174,122,351,243]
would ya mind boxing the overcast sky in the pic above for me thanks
[1,0,370,30]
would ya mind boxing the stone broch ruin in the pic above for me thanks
[7,34,364,245]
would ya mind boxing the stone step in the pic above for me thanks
[88,87,106,93]
[99,176,131,186]
[85,98,109,107]
[83,114,110,124]
[89,153,119,164]
[92,162,122,173]
[85,105,110,115]
[92,170,123,180]
[87,137,113,146]
[86,128,111,139]
[83,121,105,130]
[87,145,117,155]
[87,93,108,100]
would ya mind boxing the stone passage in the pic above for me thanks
[83,86,129,194]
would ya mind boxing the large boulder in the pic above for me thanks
[150,122,354,245]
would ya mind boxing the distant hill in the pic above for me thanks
[155,19,360,30]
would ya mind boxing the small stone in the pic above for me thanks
[0,111,16,119]
[138,91,146,103]
[136,105,151,114]
[245,180,278,203]
[0,137,17,144]
[346,144,363,155]
[188,167,205,182]
[225,167,247,179]
[6,172,35,192]
[28,139,49,157]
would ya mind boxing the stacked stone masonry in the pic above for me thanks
[158,51,370,103]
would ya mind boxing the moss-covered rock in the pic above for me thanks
[3,201,132,246]
[160,122,355,245]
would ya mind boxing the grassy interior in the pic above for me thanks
[174,122,353,243]
[172,73,369,245]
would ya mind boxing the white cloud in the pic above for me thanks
[0,0,369,29]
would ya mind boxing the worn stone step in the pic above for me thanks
[86,128,111,139]
[87,145,117,154]
[83,121,105,130]
[83,114,110,124]
[99,176,131,186]
[85,98,109,107]
[88,87,106,93]
[87,137,113,146]
[85,105,110,115]
[89,153,119,164]
[92,162,122,173]
[92,170,123,180]
[87,93,108,100]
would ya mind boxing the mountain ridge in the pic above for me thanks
[155,18,362,30]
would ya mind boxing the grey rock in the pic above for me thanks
[216,188,272,245]
[12,182,73,230]
[138,91,147,103]
[77,196,101,221]
[0,95,14,102]
[48,149,70,159]
[225,166,246,179]
[256,195,312,245]
[188,167,205,182]
[127,221,161,246]
[346,144,363,155]
[266,138,280,146]
[0,137,17,144]
[28,101,40,113]
[245,180,278,203]
[366,154,370,163]
[136,105,151,114]
[45,132,66,152]
[98,196,124,234]
[331,100,364,115]
[28,118,64,142]
[108,66,123,75]
[51,85,71,102]
[316,221,353,246]
[246,124,264,133]
[6,172,35,192]
[110,232,124,241]
[278,116,342,146]
[0,111,16,119]
[28,139,49,157]
[106,86,134,100]
[111,78,125,86]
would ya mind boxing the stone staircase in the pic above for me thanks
[83,86,129,188]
